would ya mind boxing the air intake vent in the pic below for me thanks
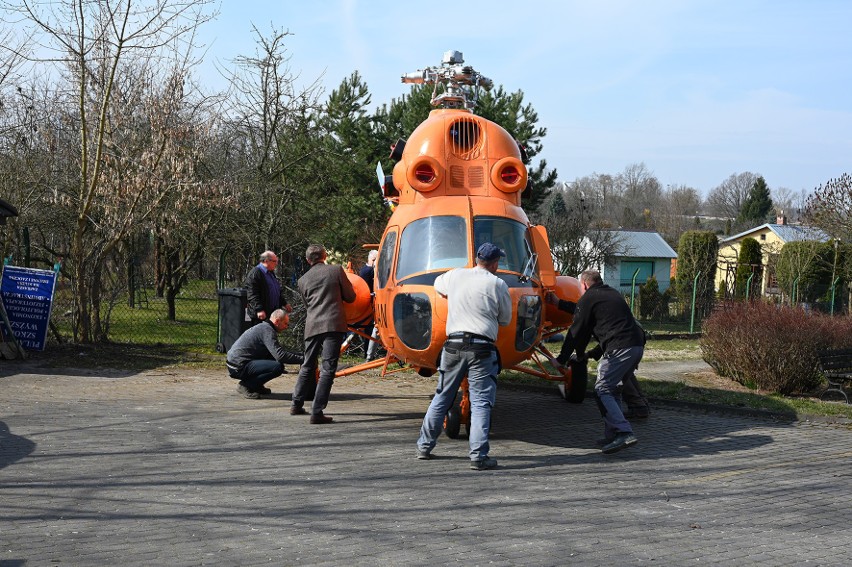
[469,167,484,188]
[450,165,465,188]
[448,118,482,159]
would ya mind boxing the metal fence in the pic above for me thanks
[624,279,851,335]
[6,245,850,349]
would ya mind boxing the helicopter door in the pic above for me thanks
[529,225,557,287]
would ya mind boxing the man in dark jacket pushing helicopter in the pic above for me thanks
[551,269,645,454]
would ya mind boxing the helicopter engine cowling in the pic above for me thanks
[343,272,374,326]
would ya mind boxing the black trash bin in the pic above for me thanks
[216,287,252,353]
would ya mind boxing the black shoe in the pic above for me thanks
[624,408,650,419]
[415,448,433,460]
[595,437,615,447]
[289,406,306,415]
[310,414,334,424]
[237,382,260,399]
[601,433,638,454]
[256,386,272,395]
[470,456,498,470]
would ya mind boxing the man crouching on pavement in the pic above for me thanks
[415,242,512,470]
[226,309,304,399]
[550,269,644,454]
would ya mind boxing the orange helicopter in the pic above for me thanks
[338,51,587,437]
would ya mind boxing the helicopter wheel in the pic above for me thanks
[558,359,588,404]
[444,405,462,439]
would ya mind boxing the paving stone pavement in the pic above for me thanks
[1,362,851,566]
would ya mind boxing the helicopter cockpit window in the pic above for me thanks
[473,216,534,275]
[396,216,468,279]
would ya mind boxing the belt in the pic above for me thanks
[446,332,494,345]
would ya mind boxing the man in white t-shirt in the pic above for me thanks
[415,242,512,470]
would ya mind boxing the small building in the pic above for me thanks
[590,230,678,293]
[715,215,830,296]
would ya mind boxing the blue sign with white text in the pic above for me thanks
[0,266,58,351]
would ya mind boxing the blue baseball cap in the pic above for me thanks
[477,242,506,262]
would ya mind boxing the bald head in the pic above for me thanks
[269,309,290,332]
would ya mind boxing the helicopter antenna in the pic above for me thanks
[401,50,493,110]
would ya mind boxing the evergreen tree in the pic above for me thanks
[476,87,557,211]
[675,231,719,318]
[734,237,763,299]
[310,71,390,254]
[738,176,773,224]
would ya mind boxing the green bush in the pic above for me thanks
[638,275,672,320]
[734,237,762,299]
[676,231,718,318]
[775,240,835,302]
[701,301,852,395]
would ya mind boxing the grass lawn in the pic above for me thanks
[501,338,852,421]
[51,280,220,346]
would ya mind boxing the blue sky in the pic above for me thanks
[199,0,851,196]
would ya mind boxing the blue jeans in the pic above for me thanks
[240,359,284,391]
[417,344,498,461]
[595,346,644,438]
[293,332,345,416]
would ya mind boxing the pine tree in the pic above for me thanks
[738,176,773,224]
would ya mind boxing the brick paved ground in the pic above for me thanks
[1,363,851,566]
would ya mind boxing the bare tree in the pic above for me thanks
[571,173,619,227]
[655,184,701,246]
[2,0,216,341]
[534,183,624,276]
[706,171,759,221]
[804,173,852,242]
[218,26,323,272]
[615,162,662,228]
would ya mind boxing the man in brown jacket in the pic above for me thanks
[290,244,356,424]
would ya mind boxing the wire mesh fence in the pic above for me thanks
[7,248,850,350]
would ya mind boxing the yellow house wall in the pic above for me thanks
[715,228,787,295]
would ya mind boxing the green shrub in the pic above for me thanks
[734,237,762,299]
[701,301,852,395]
[775,240,835,302]
[638,275,672,320]
[676,231,718,318]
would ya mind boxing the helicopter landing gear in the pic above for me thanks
[558,359,588,403]
[444,377,470,438]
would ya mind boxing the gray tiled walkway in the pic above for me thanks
[1,364,850,565]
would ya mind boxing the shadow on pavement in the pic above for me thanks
[0,421,36,470]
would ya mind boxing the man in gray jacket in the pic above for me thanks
[290,245,356,424]
[226,309,304,399]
